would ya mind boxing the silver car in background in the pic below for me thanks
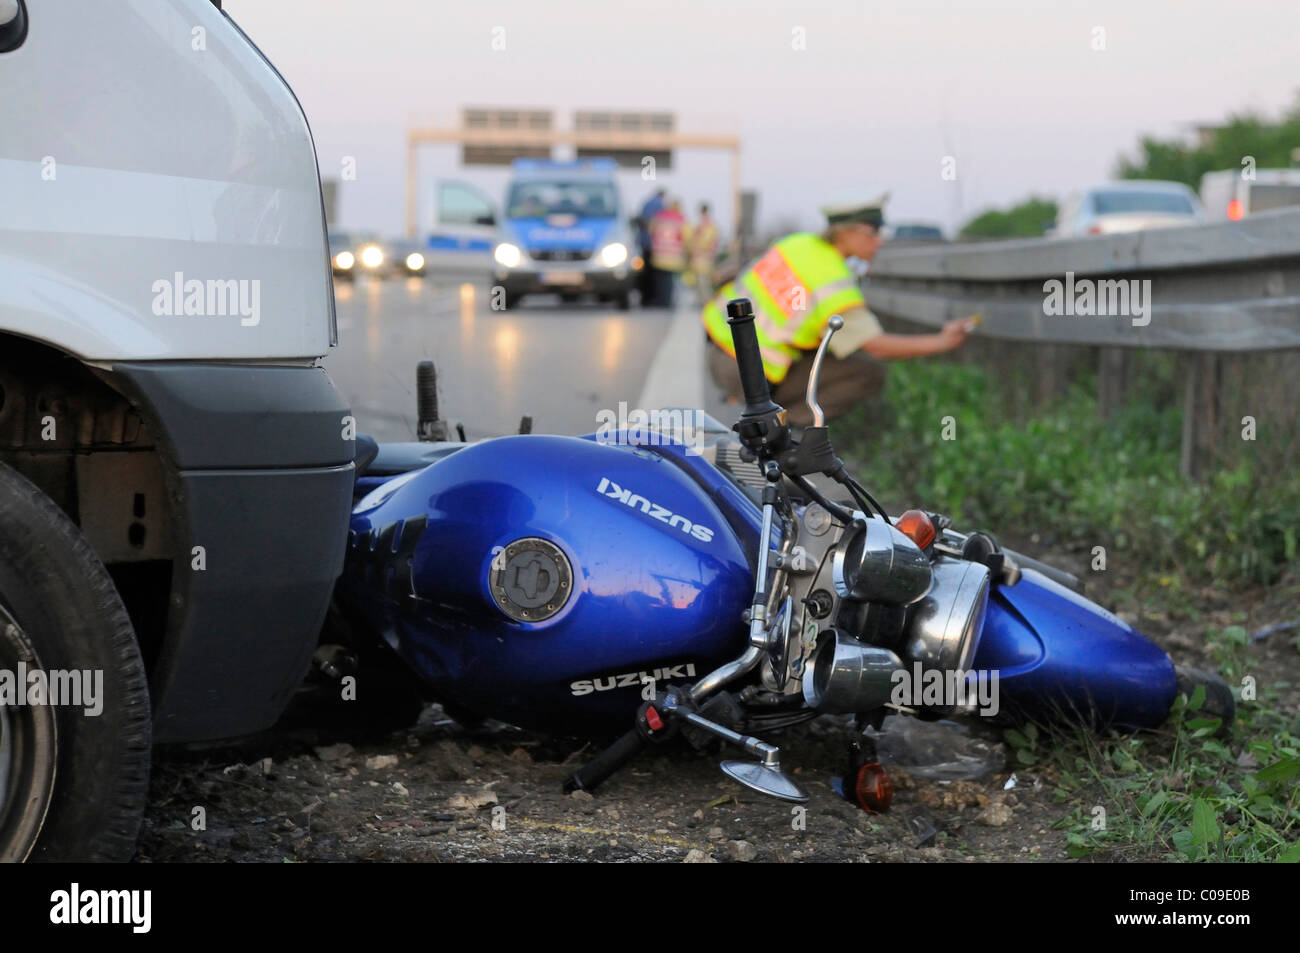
[1054,181,1204,236]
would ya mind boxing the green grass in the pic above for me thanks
[1039,629,1299,862]
[839,360,1300,861]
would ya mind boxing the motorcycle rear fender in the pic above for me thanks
[973,568,1177,729]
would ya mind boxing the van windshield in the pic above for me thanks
[507,181,617,219]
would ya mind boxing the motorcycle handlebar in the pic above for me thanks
[726,298,780,417]
[563,726,648,795]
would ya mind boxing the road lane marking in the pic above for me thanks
[635,299,705,414]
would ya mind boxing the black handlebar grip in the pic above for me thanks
[416,360,439,424]
[563,727,648,795]
[725,298,779,415]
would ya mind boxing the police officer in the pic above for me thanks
[703,197,971,426]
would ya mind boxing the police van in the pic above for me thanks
[491,159,638,310]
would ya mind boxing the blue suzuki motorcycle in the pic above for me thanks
[330,299,1232,809]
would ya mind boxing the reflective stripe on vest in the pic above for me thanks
[699,233,864,383]
[651,216,686,271]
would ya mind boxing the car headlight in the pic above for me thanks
[360,245,384,269]
[334,251,355,270]
[405,252,425,271]
[494,242,522,268]
[599,242,628,268]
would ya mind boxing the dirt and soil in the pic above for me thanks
[137,542,1299,863]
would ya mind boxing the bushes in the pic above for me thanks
[840,360,1300,587]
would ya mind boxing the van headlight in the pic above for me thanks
[599,242,628,268]
[405,252,425,271]
[494,243,522,268]
[334,251,355,270]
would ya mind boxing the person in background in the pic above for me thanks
[649,199,687,307]
[683,202,720,305]
[702,196,973,426]
[637,188,666,305]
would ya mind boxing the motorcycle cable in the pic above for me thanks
[841,474,891,524]
[787,473,854,525]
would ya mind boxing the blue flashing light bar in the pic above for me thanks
[511,157,617,175]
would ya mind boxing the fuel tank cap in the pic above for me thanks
[490,537,573,623]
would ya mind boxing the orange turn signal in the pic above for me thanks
[1227,199,1244,221]
[852,761,894,814]
[895,509,936,550]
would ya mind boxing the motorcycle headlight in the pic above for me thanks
[833,516,932,606]
[599,242,628,268]
[901,556,990,677]
[360,244,384,269]
[494,242,522,268]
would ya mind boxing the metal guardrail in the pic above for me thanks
[863,206,1300,351]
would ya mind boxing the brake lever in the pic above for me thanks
[805,314,844,428]
[773,314,844,478]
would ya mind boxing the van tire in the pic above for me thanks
[0,463,151,862]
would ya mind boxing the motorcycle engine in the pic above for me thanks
[782,509,991,718]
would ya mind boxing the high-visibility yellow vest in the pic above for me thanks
[702,233,864,384]
[686,221,719,269]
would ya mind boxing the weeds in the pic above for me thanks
[843,360,1300,860]
[841,361,1300,587]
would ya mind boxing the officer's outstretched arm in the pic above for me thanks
[853,312,971,360]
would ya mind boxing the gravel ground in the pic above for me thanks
[138,705,1073,863]
[137,546,1299,864]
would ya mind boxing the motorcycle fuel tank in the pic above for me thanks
[342,435,755,734]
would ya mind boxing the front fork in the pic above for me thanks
[566,461,810,802]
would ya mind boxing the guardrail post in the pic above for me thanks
[1098,347,1130,420]
[1180,352,1222,480]
[1035,344,1070,404]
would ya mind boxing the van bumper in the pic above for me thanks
[494,267,635,298]
[111,362,354,743]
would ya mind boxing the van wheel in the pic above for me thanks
[614,291,631,311]
[0,463,151,862]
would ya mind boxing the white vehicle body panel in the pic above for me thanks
[1199,168,1300,220]
[0,0,333,360]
